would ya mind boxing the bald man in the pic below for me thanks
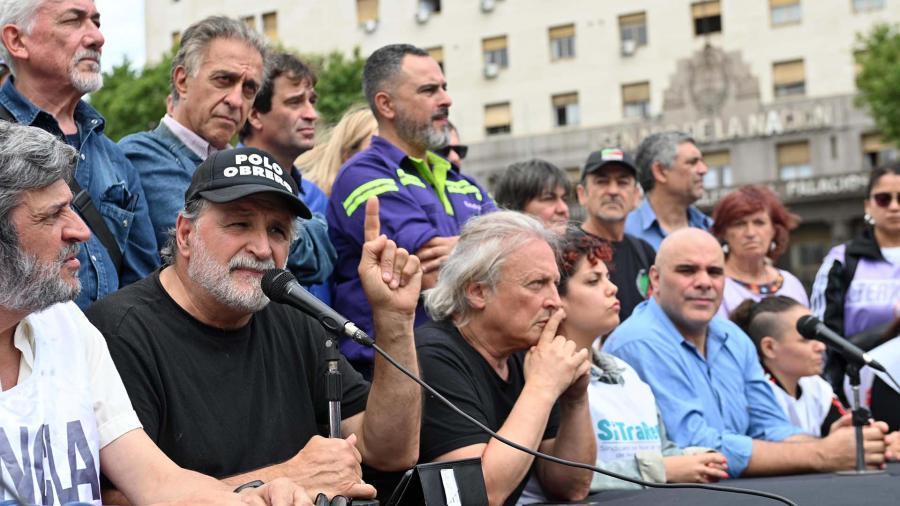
[604,229,891,478]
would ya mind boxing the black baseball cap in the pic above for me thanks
[581,148,638,179]
[185,147,312,219]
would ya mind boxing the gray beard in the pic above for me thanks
[186,235,275,314]
[0,243,80,313]
[395,113,449,153]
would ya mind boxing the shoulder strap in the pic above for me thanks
[0,104,124,275]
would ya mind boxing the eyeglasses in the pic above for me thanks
[435,144,468,161]
[872,192,900,208]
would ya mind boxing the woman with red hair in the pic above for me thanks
[711,185,807,319]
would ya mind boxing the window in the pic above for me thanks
[777,141,812,180]
[621,82,650,119]
[482,36,508,69]
[770,0,801,26]
[171,31,181,48]
[691,1,722,35]
[862,132,897,170]
[241,15,256,30]
[357,0,378,24]
[773,59,806,97]
[552,92,579,127]
[853,0,885,12]
[549,24,576,61]
[485,102,511,136]
[702,150,733,189]
[427,46,444,72]
[618,12,647,55]
[418,0,441,14]
[262,12,278,41]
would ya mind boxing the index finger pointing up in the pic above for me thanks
[364,197,381,242]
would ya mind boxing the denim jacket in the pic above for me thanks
[121,124,335,286]
[0,79,160,310]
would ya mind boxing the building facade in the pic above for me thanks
[147,0,899,286]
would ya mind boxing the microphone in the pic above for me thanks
[796,315,886,373]
[261,269,374,346]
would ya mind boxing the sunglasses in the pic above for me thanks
[435,144,468,161]
[872,192,900,208]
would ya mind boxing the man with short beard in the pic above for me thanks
[87,146,423,501]
[0,0,159,310]
[328,43,496,378]
[0,122,312,506]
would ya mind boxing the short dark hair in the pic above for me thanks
[362,44,429,114]
[730,296,803,358]
[493,159,572,212]
[867,160,900,196]
[239,52,317,140]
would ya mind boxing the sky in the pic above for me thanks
[96,0,146,72]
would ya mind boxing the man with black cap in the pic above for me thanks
[87,147,423,501]
[578,148,657,320]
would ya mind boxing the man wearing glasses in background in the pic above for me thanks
[436,122,468,170]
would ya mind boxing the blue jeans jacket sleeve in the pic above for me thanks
[119,128,200,250]
[288,212,337,286]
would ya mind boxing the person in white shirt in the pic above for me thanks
[0,121,309,506]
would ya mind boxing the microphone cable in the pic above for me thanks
[369,341,798,506]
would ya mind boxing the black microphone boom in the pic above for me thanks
[796,315,886,373]
[261,269,374,346]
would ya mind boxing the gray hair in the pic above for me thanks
[160,197,300,265]
[634,131,695,193]
[0,0,43,76]
[424,211,558,326]
[362,44,429,115]
[170,15,268,103]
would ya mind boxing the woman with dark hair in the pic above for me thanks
[711,185,806,319]
[521,230,727,501]
[731,296,843,436]
[810,162,900,416]
[493,159,572,234]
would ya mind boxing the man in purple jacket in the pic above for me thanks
[328,44,496,377]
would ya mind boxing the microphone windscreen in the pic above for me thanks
[261,268,295,301]
[796,314,819,338]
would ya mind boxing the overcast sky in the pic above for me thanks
[96,0,146,72]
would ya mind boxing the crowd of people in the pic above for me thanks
[1,2,900,505]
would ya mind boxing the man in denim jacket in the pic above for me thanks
[0,0,159,309]
[119,17,334,288]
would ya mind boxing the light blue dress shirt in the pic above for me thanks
[604,298,803,477]
[624,199,713,251]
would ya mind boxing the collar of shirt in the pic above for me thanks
[0,317,36,390]
[634,199,712,232]
[0,76,105,135]
[644,297,732,363]
[162,114,224,161]
[368,136,455,213]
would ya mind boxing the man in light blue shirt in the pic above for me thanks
[624,131,713,250]
[605,228,890,477]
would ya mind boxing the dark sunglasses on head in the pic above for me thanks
[435,144,468,160]
[872,192,900,208]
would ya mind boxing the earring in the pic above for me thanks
[865,213,876,226]
[770,241,777,252]
[721,242,730,255]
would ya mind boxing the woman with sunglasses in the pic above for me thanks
[811,161,900,418]
[520,230,727,502]
[711,185,806,319]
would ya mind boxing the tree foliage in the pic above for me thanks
[90,51,173,142]
[855,23,900,146]
[302,47,367,126]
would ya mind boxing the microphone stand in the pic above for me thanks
[324,329,342,439]
[836,363,884,475]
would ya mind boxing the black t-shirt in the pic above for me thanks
[86,270,370,478]
[416,320,559,506]
[583,230,656,321]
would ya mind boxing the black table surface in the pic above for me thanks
[535,462,900,505]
